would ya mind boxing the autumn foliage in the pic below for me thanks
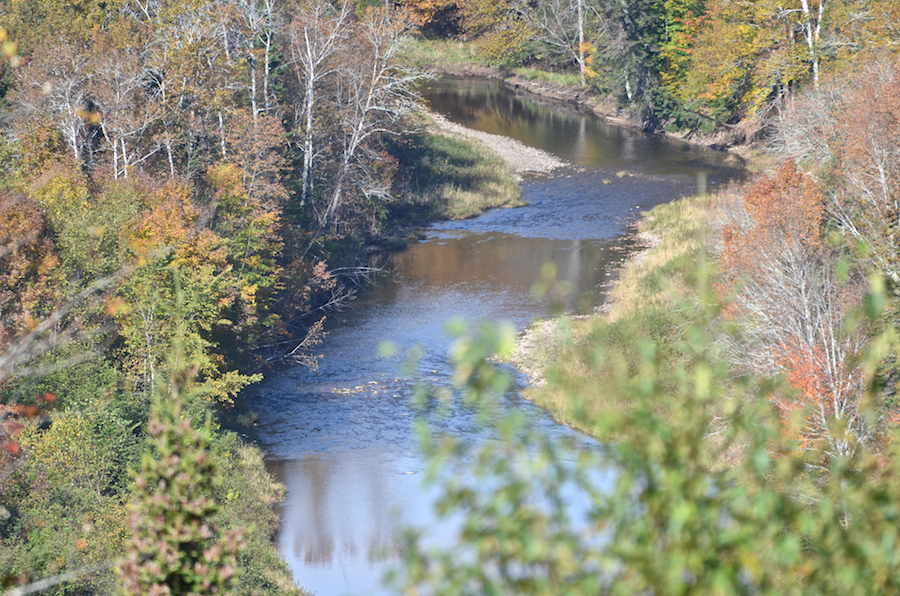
[720,159,825,285]
[0,192,57,349]
[719,160,871,459]
[0,1,427,592]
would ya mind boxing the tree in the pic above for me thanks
[29,165,143,281]
[0,191,57,350]
[1,0,125,50]
[146,0,241,176]
[602,0,665,108]
[718,160,871,459]
[398,0,459,34]
[286,0,354,208]
[90,34,162,179]
[320,6,427,233]
[795,0,829,88]
[526,0,604,85]
[119,363,244,595]
[14,40,97,164]
[223,109,289,206]
[655,0,703,93]
[456,0,536,68]
[776,54,900,285]
[234,0,283,119]
[207,161,284,351]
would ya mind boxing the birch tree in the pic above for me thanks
[527,0,602,85]
[90,44,162,179]
[287,0,354,207]
[15,41,95,164]
[776,55,900,284]
[232,0,283,120]
[321,7,427,232]
[148,0,241,173]
[795,0,828,89]
[718,161,871,460]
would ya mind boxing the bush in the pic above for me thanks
[395,278,900,595]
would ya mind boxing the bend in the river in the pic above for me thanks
[252,76,744,596]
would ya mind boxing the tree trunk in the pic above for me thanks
[577,0,585,86]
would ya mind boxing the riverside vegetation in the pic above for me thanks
[402,53,900,595]
[4,0,900,595]
[0,2,522,593]
[396,0,900,138]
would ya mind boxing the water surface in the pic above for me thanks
[253,77,744,596]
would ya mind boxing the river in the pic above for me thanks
[252,76,744,596]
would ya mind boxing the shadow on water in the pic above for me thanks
[253,77,745,596]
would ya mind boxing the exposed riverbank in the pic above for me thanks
[378,109,566,244]
[428,111,567,177]
[512,194,713,436]
[258,73,749,594]
[411,78,729,436]
[417,79,716,435]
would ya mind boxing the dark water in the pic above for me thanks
[252,77,744,596]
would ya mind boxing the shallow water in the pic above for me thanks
[252,77,744,596]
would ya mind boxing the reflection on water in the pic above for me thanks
[254,77,745,596]
[275,451,424,593]
[420,76,744,178]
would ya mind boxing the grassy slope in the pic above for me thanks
[391,126,524,223]
[400,38,583,87]
[400,38,487,70]
[520,195,714,436]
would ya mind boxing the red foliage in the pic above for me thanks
[719,158,824,291]
[718,159,870,456]
[772,339,860,452]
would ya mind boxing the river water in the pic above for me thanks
[253,77,744,596]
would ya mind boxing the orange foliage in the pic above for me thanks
[0,191,59,348]
[718,159,870,456]
[172,229,230,272]
[129,181,200,258]
[773,339,859,452]
[720,159,824,290]
[398,0,456,27]
[15,122,68,176]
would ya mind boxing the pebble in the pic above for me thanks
[429,111,567,176]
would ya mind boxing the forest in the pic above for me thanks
[399,0,900,131]
[2,0,900,594]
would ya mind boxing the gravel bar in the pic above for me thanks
[429,111,568,177]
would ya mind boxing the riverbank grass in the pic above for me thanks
[400,38,486,70]
[401,38,582,87]
[608,194,713,321]
[512,67,583,88]
[521,195,715,437]
[392,130,524,221]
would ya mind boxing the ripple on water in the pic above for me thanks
[256,77,745,596]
